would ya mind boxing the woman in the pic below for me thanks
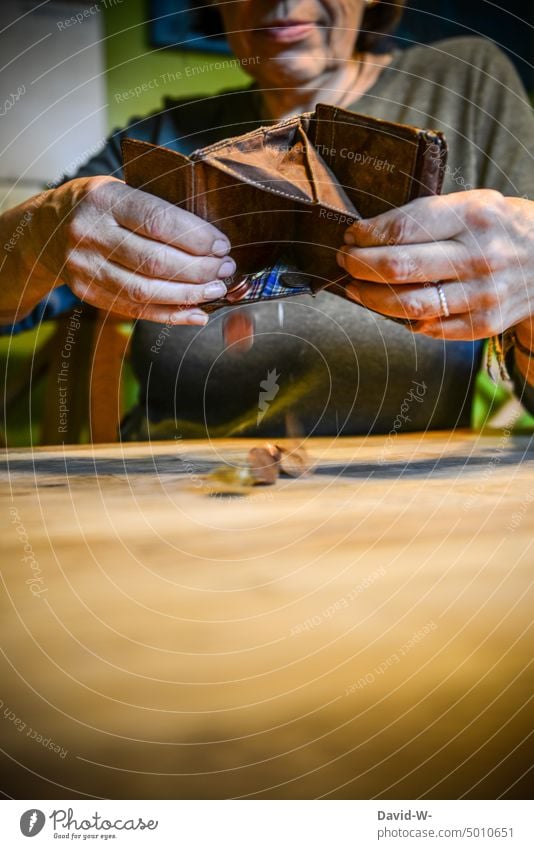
[1,0,533,438]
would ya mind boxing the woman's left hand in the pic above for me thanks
[337,190,534,341]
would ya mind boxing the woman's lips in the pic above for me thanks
[259,21,316,44]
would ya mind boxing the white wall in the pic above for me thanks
[0,0,107,211]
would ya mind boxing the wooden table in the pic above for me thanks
[1,431,533,800]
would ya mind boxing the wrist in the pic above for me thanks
[0,192,60,321]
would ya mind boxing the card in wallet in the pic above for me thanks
[121,103,447,312]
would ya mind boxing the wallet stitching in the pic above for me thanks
[318,103,439,143]
[196,157,355,218]
[189,113,356,216]
[192,115,308,158]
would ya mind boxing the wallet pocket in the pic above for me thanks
[309,104,447,217]
[199,118,360,284]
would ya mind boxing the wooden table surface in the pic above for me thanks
[1,431,533,800]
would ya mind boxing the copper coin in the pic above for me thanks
[247,447,280,485]
[225,277,254,303]
[276,444,313,478]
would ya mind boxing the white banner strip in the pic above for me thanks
[1,800,531,848]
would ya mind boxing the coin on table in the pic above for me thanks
[276,444,313,478]
[247,447,280,485]
[204,465,255,495]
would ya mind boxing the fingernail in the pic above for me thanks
[189,313,209,326]
[212,238,231,257]
[204,281,228,299]
[344,231,356,245]
[218,258,236,279]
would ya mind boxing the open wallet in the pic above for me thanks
[121,103,448,315]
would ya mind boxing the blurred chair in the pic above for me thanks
[3,308,130,445]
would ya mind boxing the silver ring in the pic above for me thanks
[436,282,450,318]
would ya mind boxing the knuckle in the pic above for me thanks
[477,310,502,337]
[65,215,86,247]
[128,281,149,303]
[85,175,109,194]
[187,256,220,284]
[468,239,508,276]
[401,296,428,320]
[184,219,213,253]
[181,284,202,307]
[379,254,413,282]
[494,277,510,303]
[484,189,505,209]
[385,215,411,245]
[141,249,168,279]
[84,176,113,210]
[478,286,500,309]
[484,237,511,269]
[142,204,172,241]
[469,252,493,276]
[465,191,505,229]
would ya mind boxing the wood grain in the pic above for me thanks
[1,431,533,799]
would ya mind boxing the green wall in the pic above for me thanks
[103,0,250,130]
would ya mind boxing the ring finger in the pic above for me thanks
[346,279,476,321]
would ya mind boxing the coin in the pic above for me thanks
[275,444,313,478]
[247,447,280,485]
[204,464,255,495]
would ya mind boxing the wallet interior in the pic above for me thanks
[122,104,447,307]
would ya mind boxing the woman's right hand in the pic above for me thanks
[29,175,235,325]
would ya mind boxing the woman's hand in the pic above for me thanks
[28,176,236,325]
[337,190,534,341]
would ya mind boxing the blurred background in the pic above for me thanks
[1,0,533,445]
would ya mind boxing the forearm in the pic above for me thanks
[0,191,59,322]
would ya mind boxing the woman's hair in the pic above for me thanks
[194,1,406,54]
[357,0,406,53]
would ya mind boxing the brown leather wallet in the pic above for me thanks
[122,103,447,311]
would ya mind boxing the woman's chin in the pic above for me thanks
[259,53,328,88]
